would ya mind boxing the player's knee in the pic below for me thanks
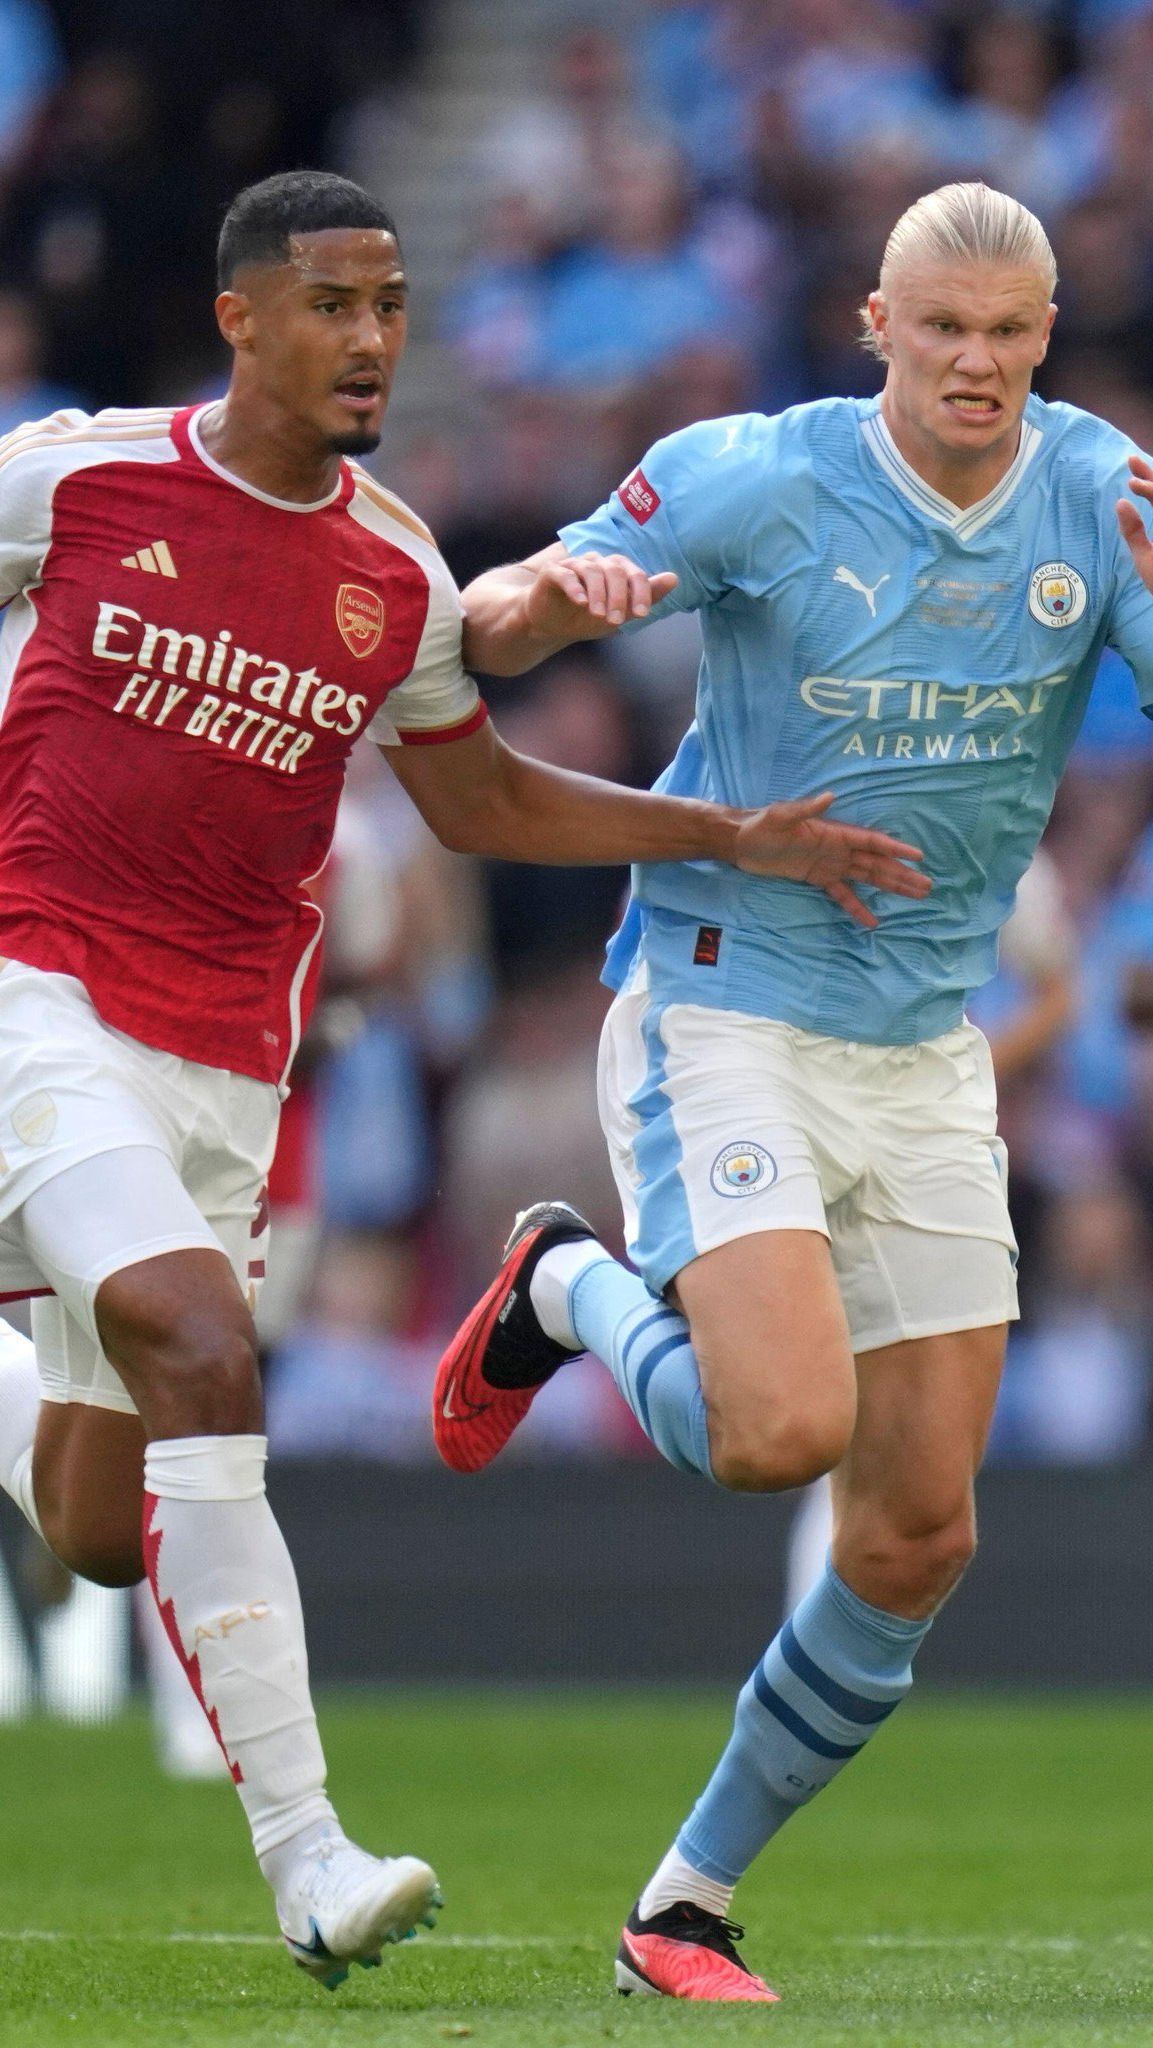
[144,1327,262,1435]
[709,1403,852,1494]
[925,1515,978,1594]
[850,1511,977,1613]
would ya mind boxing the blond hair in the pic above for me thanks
[859,182,1056,360]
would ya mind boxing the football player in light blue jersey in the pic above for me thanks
[429,183,1153,2003]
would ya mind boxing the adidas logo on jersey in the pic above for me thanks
[121,539,177,578]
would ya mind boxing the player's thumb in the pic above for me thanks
[786,791,837,819]
[648,572,679,600]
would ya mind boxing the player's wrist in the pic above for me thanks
[496,580,589,667]
[516,585,567,646]
[462,575,564,675]
[692,804,747,865]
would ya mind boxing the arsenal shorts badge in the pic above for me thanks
[336,582,386,658]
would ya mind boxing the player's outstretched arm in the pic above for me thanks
[383,724,929,927]
[1117,455,1153,591]
[460,541,678,676]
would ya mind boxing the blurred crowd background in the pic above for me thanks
[4,0,1153,1471]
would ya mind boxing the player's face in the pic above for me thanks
[869,262,1055,471]
[225,228,408,456]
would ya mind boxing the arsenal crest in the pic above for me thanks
[336,582,386,658]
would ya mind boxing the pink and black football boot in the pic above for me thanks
[432,1202,593,1473]
[614,1900,780,2004]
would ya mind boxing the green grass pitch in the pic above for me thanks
[0,1690,1151,2046]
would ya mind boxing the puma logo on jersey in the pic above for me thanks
[121,539,177,578]
[833,565,890,617]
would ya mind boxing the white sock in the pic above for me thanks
[142,1434,336,1869]
[134,1580,229,1778]
[0,1319,43,1539]
[529,1240,611,1348]
[638,1844,735,1923]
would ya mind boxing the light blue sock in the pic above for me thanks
[677,1561,932,1883]
[568,1257,713,1478]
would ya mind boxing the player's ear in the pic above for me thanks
[215,289,256,353]
[866,290,890,359]
[1034,301,1057,366]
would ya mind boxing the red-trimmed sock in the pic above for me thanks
[142,1434,335,1872]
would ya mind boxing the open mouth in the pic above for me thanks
[334,375,383,414]
[942,394,1002,420]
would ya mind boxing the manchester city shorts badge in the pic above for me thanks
[1028,561,1087,629]
[710,1141,777,1199]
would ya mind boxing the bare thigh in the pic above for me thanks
[672,1228,857,1492]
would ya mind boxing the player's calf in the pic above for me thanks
[33,1404,146,1586]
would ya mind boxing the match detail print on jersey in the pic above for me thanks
[0,404,487,1087]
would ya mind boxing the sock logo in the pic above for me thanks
[710,1142,777,1199]
[193,1601,271,1645]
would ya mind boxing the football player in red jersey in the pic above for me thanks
[0,168,927,1988]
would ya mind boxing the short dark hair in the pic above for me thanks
[217,170,399,289]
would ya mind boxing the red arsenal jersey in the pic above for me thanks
[0,403,486,1086]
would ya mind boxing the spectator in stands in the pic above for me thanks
[0,49,181,403]
[473,24,661,249]
[0,0,60,176]
[529,140,750,393]
[0,287,78,436]
[935,11,1086,218]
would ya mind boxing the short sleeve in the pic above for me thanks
[370,552,488,747]
[1105,446,1153,713]
[557,414,761,626]
[0,415,80,604]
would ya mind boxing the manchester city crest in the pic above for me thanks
[1028,561,1087,629]
[709,1141,778,1199]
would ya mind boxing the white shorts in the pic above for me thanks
[597,990,1018,1355]
[0,961,278,1412]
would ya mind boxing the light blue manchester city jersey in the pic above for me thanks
[559,394,1153,1044]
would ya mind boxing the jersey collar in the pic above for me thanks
[175,403,355,511]
[859,403,1042,543]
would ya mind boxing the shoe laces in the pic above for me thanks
[655,1901,748,1960]
[713,1916,746,1954]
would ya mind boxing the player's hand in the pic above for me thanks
[521,550,678,640]
[733,793,930,928]
[1117,455,1153,593]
